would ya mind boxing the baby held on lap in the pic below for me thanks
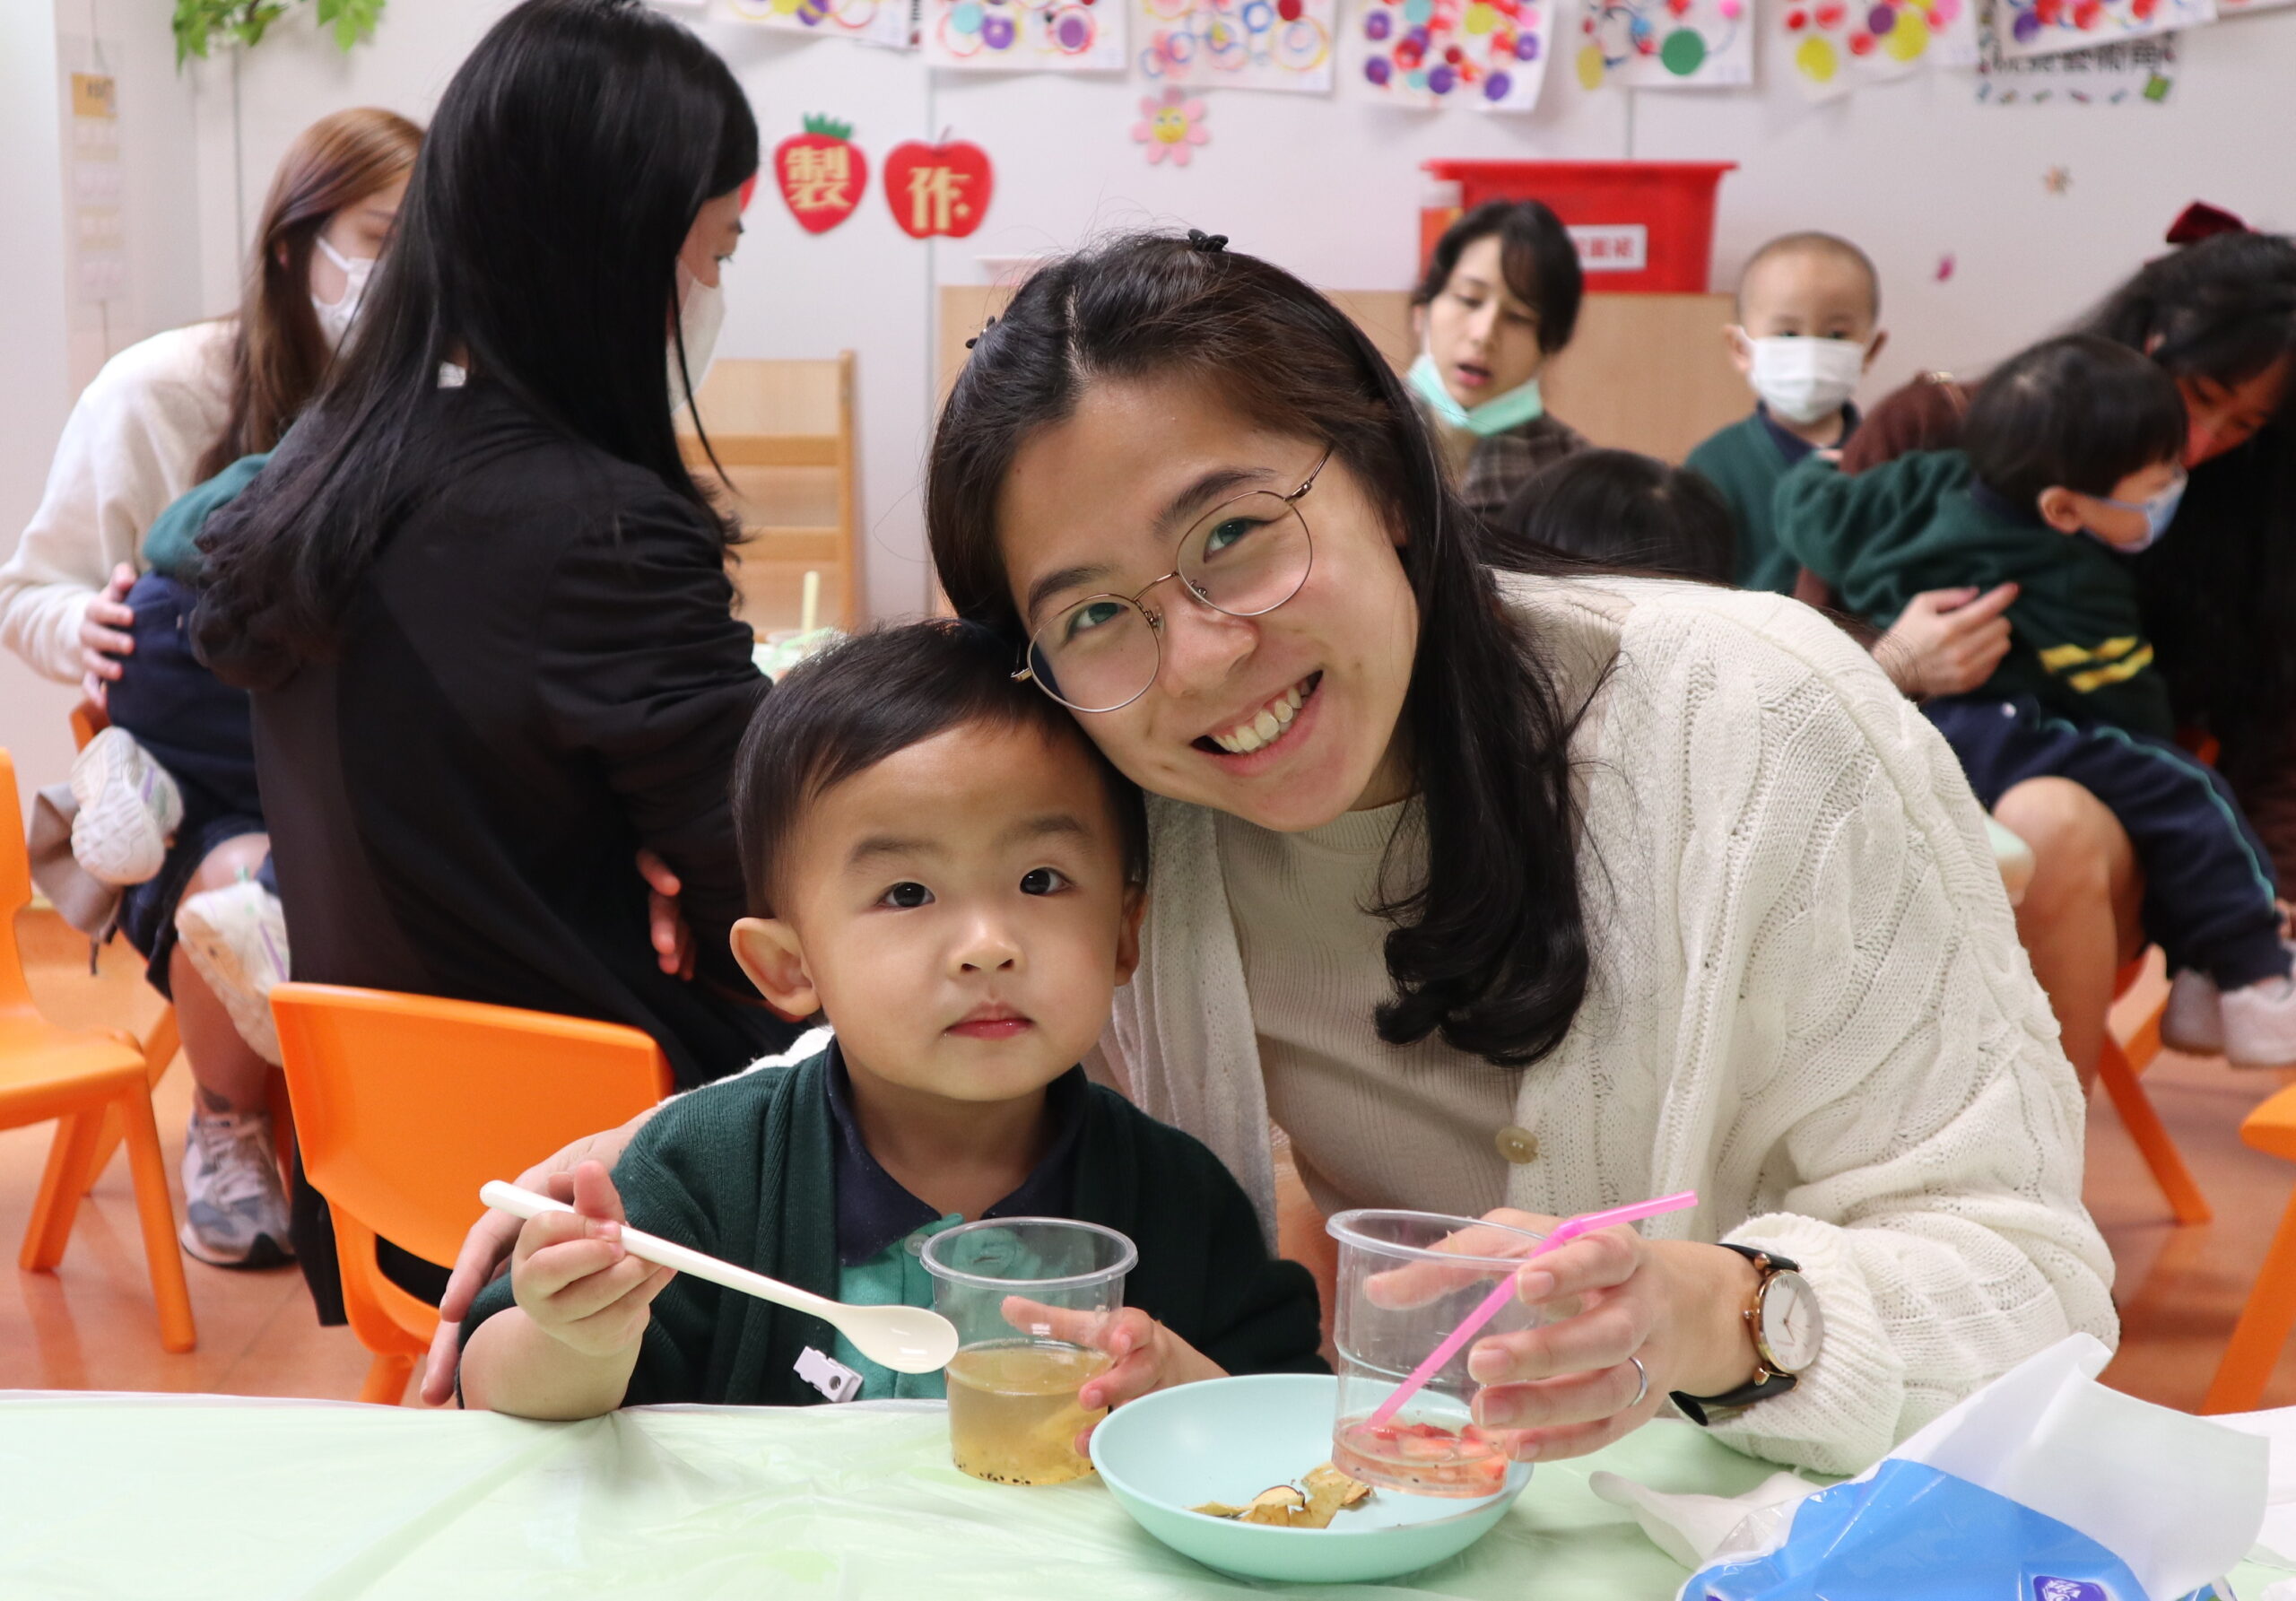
[455,621,1324,1421]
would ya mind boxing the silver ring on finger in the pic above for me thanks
[1626,1354,1649,1410]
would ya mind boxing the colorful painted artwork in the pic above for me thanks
[1780,0,1978,99]
[1974,15,2175,98]
[1574,0,1752,87]
[924,0,1128,70]
[1135,0,1336,92]
[726,0,913,50]
[1356,0,1552,111]
[1132,86,1213,162]
[1993,0,2211,59]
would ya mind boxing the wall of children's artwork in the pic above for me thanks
[88,0,2296,623]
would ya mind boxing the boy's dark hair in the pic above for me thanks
[1490,448,1735,583]
[731,622,1150,917]
[1964,333,2187,508]
[1736,231,1881,325]
[1413,200,1584,358]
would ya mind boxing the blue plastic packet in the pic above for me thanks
[1683,1336,2266,1601]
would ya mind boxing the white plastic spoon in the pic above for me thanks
[478,1180,960,1375]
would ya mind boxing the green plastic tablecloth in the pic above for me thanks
[0,1394,2285,1600]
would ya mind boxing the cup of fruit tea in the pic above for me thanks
[920,1217,1138,1486]
[1324,1209,1547,1501]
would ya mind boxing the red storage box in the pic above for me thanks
[1421,160,1736,294]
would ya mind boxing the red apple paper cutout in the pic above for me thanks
[883,138,993,240]
[775,115,867,236]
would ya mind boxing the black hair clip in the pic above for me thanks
[1187,230,1229,255]
[965,314,1000,351]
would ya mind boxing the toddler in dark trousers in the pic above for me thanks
[1775,334,2296,1066]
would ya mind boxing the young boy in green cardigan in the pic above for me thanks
[457,622,1324,1419]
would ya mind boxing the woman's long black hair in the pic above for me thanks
[929,233,1589,1069]
[194,0,757,688]
[2086,231,2296,785]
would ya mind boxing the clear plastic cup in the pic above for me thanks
[1325,1208,1546,1500]
[920,1216,1138,1486]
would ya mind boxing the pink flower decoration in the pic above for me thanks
[1131,85,1210,168]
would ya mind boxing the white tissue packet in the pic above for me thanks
[1685,1335,2267,1601]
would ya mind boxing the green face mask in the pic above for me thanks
[1408,347,1546,438]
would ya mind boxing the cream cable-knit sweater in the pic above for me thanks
[0,320,235,682]
[1095,571,2116,1474]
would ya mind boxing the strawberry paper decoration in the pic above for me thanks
[1132,87,1210,167]
[883,138,994,239]
[774,115,867,235]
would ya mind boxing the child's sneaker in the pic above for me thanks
[68,727,182,885]
[178,1106,293,1268]
[2160,969,2224,1057]
[176,877,291,1066]
[2221,970,2296,1067]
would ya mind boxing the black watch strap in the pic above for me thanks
[1668,1244,1802,1427]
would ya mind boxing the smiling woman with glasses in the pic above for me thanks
[922,230,2113,1481]
[1020,448,1326,715]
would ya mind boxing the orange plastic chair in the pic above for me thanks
[2203,1082,2296,1413]
[270,983,673,1404]
[1989,807,2207,1224]
[2094,957,2211,1225]
[2,748,196,1353]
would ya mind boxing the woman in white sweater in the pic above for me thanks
[917,231,2113,1475]
[0,108,420,1269]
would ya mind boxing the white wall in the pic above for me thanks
[11,0,2296,739]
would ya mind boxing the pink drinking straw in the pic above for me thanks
[1363,1190,1700,1430]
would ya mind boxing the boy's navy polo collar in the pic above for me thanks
[1969,478,2049,529]
[1759,401,1861,466]
[822,1040,1089,1267]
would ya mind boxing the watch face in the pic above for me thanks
[1758,1271,1823,1373]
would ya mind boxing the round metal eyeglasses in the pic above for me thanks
[1014,448,1329,715]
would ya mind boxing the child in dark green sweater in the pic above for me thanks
[1776,334,2296,1066]
[1686,231,1886,596]
[458,622,1324,1418]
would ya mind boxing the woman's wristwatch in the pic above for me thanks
[1668,1244,1824,1427]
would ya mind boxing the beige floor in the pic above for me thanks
[4,909,2292,1413]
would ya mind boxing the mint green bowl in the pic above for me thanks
[1088,1373,1527,1584]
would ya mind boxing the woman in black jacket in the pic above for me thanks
[196,0,799,1317]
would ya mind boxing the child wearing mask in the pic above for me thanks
[1687,231,1889,595]
[1776,333,2296,1066]
[1408,200,1590,525]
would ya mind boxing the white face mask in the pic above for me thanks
[668,266,726,417]
[311,234,377,353]
[1740,333,1868,426]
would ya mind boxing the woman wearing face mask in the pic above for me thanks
[0,108,419,1273]
[1838,219,2296,1082]
[1410,201,1590,525]
[194,0,797,1326]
